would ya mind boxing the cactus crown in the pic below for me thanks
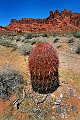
[29,42,59,93]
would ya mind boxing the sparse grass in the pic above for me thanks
[59,67,80,89]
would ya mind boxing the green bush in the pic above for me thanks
[0,64,23,99]
[18,43,33,55]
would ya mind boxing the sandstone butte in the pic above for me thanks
[0,9,80,33]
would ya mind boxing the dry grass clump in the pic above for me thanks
[0,64,24,99]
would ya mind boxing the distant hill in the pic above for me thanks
[0,9,80,33]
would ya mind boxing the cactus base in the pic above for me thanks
[31,71,59,94]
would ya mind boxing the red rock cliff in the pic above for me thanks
[0,9,80,33]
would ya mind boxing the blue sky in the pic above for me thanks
[0,0,80,26]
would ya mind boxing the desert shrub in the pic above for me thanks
[67,38,74,44]
[42,33,48,37]
[67,33,74,38]
[29,42,59,94]
[57,45,61,49]
[75,44,80,54]
[0,39,13,47]
[74,32,80,38]
[33,34,41,38]
[53,38,60,43]
[61,33,69,37]
[36,38,47,45]
[24,39,31,43]
[0,64,23,99]
[26,34,33,39]
[36,39,43,45]
[0,39,18,51]
[16,38,20,42]
[30,39,37,45]
[50,33,57,37]
[11,44,18,51]
[18,43,33,55]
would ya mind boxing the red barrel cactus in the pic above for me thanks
[29,42,59,94]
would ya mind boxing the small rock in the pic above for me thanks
[72,105,76,111]
[33,108,38,112]
[56,99,61,103]
[52,105,57,109]
[52,116,57,120]
[63,107,67,114]
[60,94,63,98]
[70,91,74,97]
[51,94,56,98]
[54,102,60,105]
[72,89,76,94]
[56,107,62,116]
[54,99,61,105]
[63,88,67,91]
[67,108,70,112]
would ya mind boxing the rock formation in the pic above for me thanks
[0,9,80,33]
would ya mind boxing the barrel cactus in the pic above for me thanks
[29,42,59,94]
